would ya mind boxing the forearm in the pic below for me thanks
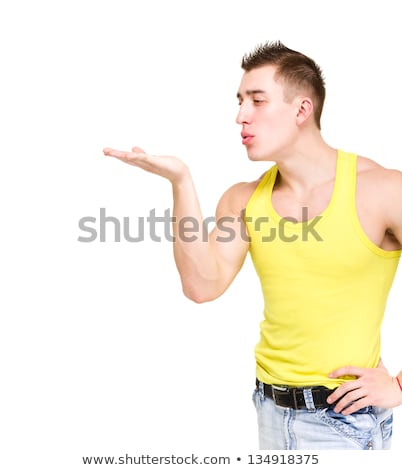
[395,371,402,405]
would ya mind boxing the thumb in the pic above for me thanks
[328,365,362,379]
[131,146,146,154]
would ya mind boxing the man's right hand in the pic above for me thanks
[103,146,189,184]
[103,144,256,303]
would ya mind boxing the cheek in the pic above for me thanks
[265,118,291,138]
[272,111,296,136]
[256,106,295,140]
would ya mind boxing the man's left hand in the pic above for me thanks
[327,365,402,414]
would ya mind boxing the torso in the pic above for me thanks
[236,156,401,252]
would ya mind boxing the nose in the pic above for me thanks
[236,101,252,125]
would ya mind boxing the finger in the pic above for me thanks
[103,148,146,163]
[331,388,367,414]
[103,147,128,157]
[328,366,364,379]
[103,148,132,158]
[327,381,360,404]
[336,397,369,415]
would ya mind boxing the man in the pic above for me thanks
[103,41,402,449]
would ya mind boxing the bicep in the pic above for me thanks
[207,185,252,286]
[386,171,402,248]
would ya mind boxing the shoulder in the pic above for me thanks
[356,155,402,189]
[356,155,402,225]
[216,170,271,216]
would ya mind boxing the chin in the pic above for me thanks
[247,150,274,162]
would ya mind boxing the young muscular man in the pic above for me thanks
[103,41,402,449]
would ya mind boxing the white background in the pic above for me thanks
[1,1,401,468]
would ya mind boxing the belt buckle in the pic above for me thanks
[272,385,301,409]
[271,384,288,406]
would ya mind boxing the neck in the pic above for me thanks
[274,133,338,193]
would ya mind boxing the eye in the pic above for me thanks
[253,99,264,105]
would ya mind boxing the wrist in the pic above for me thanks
[396,375,402,392]
[171,164,191,185]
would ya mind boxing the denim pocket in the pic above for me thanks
[315,406,376,449]
[252,388,258,407]
[380,413,393,441]
[252,387,267,410]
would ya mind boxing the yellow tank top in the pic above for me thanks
[245,150,401,388]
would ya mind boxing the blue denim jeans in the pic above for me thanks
[252,385,393,450]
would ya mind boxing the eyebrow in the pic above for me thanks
[236,89,267,99]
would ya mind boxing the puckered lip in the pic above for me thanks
[241,131,255,146]
[241,131,254,139]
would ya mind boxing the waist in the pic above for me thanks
[256,379,335,410]
[255,318,381,388]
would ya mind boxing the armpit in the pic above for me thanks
[385,228,402,249]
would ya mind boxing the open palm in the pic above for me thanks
[103,146,189,183]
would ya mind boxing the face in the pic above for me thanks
[236,65,300,162]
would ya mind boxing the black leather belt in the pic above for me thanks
[256,379,334,410]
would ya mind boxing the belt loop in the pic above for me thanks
[258,380,264,400]
[303,388,316,412]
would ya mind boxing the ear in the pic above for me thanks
[295,97,314,125]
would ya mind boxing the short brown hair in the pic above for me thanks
[241,41,326,129]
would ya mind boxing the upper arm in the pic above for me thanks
[385,170,402,247]
[207,181,256,287]
[357,158,402,250]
